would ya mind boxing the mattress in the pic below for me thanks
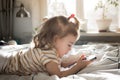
[0,43,120,80]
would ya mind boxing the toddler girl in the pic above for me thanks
[0,15,91,77]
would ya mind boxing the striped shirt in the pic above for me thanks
[1,48,60,75]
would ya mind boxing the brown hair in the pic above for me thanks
[33,16,80,50]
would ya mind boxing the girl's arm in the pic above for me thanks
[45,58,91,78]
[61,61,76,68]
[61,54,87,68]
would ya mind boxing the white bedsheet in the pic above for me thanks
[0,43,120,80]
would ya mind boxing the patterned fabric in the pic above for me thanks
[1,48,60,75]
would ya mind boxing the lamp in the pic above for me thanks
[16,3,30,18]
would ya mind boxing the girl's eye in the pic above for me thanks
[68,44,72,47]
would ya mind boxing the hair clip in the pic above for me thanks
[68,14,75,19]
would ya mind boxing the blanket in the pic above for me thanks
[0,43,120,80]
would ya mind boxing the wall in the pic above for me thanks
[31,0,47,28]
[76,0,84,19]
[14,0,32,44]
[13,0,47,44]
[118,0,120,28]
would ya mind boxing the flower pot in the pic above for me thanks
[96,19,112,32]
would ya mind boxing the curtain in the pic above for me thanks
[48,0,75,17]
[0,0,15,41]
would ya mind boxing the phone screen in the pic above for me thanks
[87,55,97,61]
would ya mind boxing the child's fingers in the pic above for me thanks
[80,54,86,60]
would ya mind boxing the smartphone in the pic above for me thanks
[87,55,97,61]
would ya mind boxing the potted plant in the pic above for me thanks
[95,0,119,32]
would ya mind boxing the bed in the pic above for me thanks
[0,42,120,80]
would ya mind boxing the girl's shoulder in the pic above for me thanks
[33,47,57,55]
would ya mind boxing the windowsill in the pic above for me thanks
[76,31,120,45]
[80,31,120,37]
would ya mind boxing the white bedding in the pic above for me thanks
[0,43,120,80]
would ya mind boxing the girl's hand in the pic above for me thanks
[80,54,87,60]
[76,55,92,69]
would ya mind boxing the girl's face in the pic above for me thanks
[54,34,77,58]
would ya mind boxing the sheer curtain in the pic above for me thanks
[47,0,76,17]
[83,0,99,32]
[0,0,15,41]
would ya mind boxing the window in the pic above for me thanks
[47,0,119,32]
[83,0,99,31]
[83,0,119,32]
[47,0,76,17]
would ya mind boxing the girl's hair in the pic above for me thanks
[33,15,80,50]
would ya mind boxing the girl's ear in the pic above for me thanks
[53,35,59,48]
[53,35,59,43]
